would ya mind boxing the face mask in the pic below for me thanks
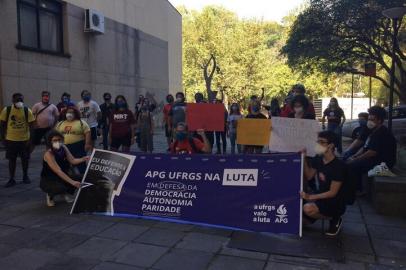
[314,143,327,156]
[252,106,260,113]
[15,102,24,109]
[176,97,183,103]
[42,96,50,104]
[367,120,376,130]
[62,97,69,104]
[117,101,126,108]
[294,107,304,114]
[359,119,367,127]
[104,97,111,102]
[176,132,187,141]
[83,96,91,102]
[167,98,174,103]
[231,106,238,111]
[66,113,74,121]
[52,141,62,150]
[330,102,336,107]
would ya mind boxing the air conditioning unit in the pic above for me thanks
[84,9,105,34]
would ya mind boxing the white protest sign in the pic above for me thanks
[269,117,321,156]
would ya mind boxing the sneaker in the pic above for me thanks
[4,179,16,188]
[46,194,55,207]
[64,194,74,203]
[368,163,396,177]
[22,176,31,184]
[325,217,343,236]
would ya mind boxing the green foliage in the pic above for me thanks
[179,5,378,109]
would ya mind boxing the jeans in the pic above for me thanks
[229,132,241,154]
[215,131,227,154]
[328,123,343,153]
[102,126,109,150]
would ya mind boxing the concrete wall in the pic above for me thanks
[0,0,182,112]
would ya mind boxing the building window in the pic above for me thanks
[17,0,63,54]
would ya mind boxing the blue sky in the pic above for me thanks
[168,0,306,22]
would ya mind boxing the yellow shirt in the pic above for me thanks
[56,120,90,145]
[0,106,35,141]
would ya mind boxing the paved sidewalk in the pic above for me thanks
[0,132,405,269]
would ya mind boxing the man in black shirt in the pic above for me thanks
[347,106,397,192]
[301,131,347,236]
[99,93,114,150]
[343,112,370,160]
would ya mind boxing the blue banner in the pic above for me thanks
[72,150,303,236]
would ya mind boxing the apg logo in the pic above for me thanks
[222,169,258,187]
[275,204,288,223]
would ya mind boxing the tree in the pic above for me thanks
[282,0,406,101]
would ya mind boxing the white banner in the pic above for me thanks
[269,117,321,157]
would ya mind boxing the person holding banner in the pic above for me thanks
[300,131,347,236]
[171,122,211,154]
[244,100,267,154]
[40,130,87,207]
[227,103,243,154]
[288,95,316,120]
[168,92,187,133]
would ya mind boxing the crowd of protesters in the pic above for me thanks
[0,83,398,236]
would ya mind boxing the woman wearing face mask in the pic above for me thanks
[109,96,136,153]
[227,103,243,154]
[322,98,346,153]
[56,107,91,174]
[40,130,88,207]
[288,95,316,120]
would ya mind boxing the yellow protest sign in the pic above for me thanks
[236,119,271,146]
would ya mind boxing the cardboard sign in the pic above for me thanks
[236,119,271,146]
[186,103,225,132]
[269,117,320,156]
[71,150,303,236]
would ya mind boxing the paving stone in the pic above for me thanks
[344,252,375,264]
[29,215,82,232]
[93,262,144,270]
[265,261,321,270]
[153,248,213,270]
[363,214,406,229]
[377,257,406,269]
[372,239,406,259]
[112,243,169,267]
[98,223,149,241]
[176,232,228,253]
[35,232,90,252]
[37,255,99,270]
[342,212,364,224]
[341,222,368,237]
[63,219,115,236]
[220,246,268,261]
[67,237,127,260]
[367,264,399,270]
[368,225,406,242]
[329,261,366,270]
[135,228,185,247]
[0,224,23,238]
[341,235,374,255]
[0,248,61,270]
[0,228,51,248]
[208,255,265,270]
[0,243,18,258]
[1,213,45,228]
[267,255,329,268]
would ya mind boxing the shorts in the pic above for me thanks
[32,127,51,145]
[315,199,346,218]
[5,140,30,160]
[90,127,98,141]
[165,124,172,138]
[111,134,132,149]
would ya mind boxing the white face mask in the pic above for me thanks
[66,113,74,121]
[52,142,62,150]
[367,120,376,130]
[314,143,327,155]
[15,102,24,109]
[294,107,304,114]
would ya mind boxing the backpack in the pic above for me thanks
[173,137,203,154]
[0,106,29,139]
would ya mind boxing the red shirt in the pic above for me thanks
[163,104,172,123]
[170,138,205,154]
[109,109,135,137]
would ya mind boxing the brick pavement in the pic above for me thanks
[0,131,405,269]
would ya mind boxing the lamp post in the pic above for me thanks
[382,7,406,131]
